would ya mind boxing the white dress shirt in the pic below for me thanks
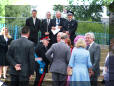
[33,17,36,25]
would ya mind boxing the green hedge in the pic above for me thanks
[77,22,109,34]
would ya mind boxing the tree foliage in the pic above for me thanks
[5,5,31,26]
[53,0,113,21]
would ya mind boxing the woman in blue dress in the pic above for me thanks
[67,38,92,86]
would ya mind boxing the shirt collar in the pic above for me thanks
[89,41,94,48]
[21,35,28,39]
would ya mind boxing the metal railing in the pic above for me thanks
[0,23,110,45]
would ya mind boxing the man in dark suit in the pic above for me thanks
[7,26,35,86]
[64,11,78,45]
[49,11,66,46]
[46,33,71,86]
[41,12,51,38]
[26,10,41,45]
[85,32,101,86]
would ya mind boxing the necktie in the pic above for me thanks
[86,45,90,50]
[57,18,60,24]
[47,19,50,25]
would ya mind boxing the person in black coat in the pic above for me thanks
[64,11,78,45]
[0,27,12,79]
[104,38,114,86]
[34,36,50,86]
[26,10,41,45]
[7,26,35,86]
[41,12,52,38]
[48,11,66,46]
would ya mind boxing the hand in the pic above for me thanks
[105,67,107,72]
[52,27,56,30]
[15,64,21,71]
[66,31,69,34]
[45,32,49,35]
[91,71,94,75]
[67,67,71,73]
[35,57,42,61]
[89,70,94,77]
[29,75,32,80]
[58,26,62,29]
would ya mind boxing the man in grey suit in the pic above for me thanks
[7,26,35,86]
[45,33,71,86]
[85,32,101,86]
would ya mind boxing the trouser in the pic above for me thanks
[52,72,67,86]
[34,62,46,86]
[70,34,76,46]
[10,74,29,86]
[90,73,98,86]
[105,80,114,86]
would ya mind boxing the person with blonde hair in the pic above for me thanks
[0,27,12,79]
[67,38,92,86]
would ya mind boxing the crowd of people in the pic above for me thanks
[0,9,112,86]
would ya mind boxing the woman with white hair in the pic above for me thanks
[0,27,12,79]
[67,38,92,86]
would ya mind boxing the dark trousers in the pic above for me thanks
[105,80,114,86]
[90,74,98,86]
[52,72,67,86]
[10,74,29,86]
[34,62,46,86]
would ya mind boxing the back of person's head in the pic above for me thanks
[75,38,86,48]
[21,26,30,34]
[61,33,68,40]
[67,38,72,47]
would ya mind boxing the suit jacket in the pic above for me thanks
[48,18,66,45]
[41,19,52,37]
[64,19,78,38]
[45,42,71,75]
[26,17,41,44]
[88,42,101,75]
[109,53,114,80]
[7,37,35,77]
[48,18,66,32]
[0,35,12,66]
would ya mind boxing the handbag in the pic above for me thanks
[67,68,72,76]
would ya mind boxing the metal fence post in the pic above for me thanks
[14,25,18,40]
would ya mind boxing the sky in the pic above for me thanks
[12,0,108,19]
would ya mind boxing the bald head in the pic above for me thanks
[61,33,68,40]
[57,32,63,42]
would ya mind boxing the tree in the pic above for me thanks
[0,0,12,23]
[5,5,31,26]
[53,0,113,21]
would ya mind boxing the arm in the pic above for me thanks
[66,48,71,64]
[29,43,35,75]
[70,20,78,34]
[92,45,101,72]
[68,48,75,68]
[45,45,54,62]
[37,19,41,32]
[0,36,7,47]
[88,51,92,68]
[7,42,17,67]
[26,18,29,26]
